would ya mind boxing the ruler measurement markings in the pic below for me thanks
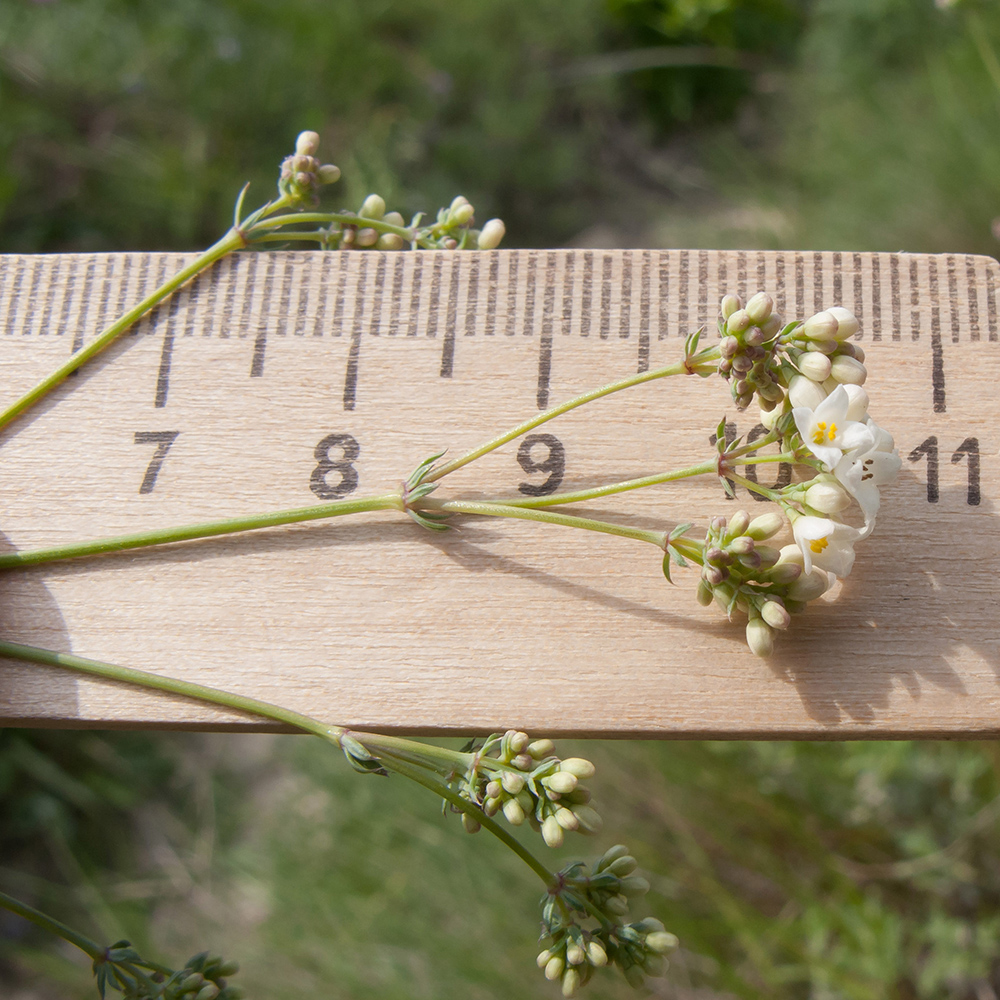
[793,252,804,320]
[484,253,499,336]
[463,254,479,339]
[249,254,277,375]
[503,252,519,338]
[928,257,946,413]
[67,257,97,355]
[851,253,864,334]
[832,252,842,306]
[677,250,690,334]
[736,250,747,300]
[813,252,824,314]
[910,256,921,341]
[947,254,960,344]
[536,253,557,409]
[696,250,709,329]
[599,254,612,339]
[440,255,460,377]
[890,254,901,341]
[638,251,651,373]
[774,255,786,317]
[869,254,882,340]
[656,252,669,340]
[966,255,981,343]
[153,279,186,408]
[987,261,998,341]
[620,253,633,340]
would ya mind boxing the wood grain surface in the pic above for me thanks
[0,248,997,738]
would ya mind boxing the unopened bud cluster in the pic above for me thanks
[717,292,785,411]
[454,730,600,847]
[696,510,830,659]
[421,195,506,251]
[277,130,341,208]
[162,952,244,1000]
[536,846,676,996]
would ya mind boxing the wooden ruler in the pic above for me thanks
[0,248,998,737]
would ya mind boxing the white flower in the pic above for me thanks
[833,416,901,537]
[792,385,874,470]
[791,515,862,577]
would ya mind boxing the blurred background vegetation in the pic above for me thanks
[2,0,1000,997]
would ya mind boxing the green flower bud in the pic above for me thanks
[727,510,751,538]
[179,974,205,993]
[508,730,530,753]
[606,855,638,876]
[696,579,714,606]
[730,535,755,555]
[597,844,630,870]
[746,512,784,540]
[760,599,790,630]
[317,163,341,185]
[359,194,386,220]
[633,917,666,933]
[451,202,475,227]
[478,218,506,250]
[726,309,751,334]
[786,569,830,602]
[803,310,839,342]
[642,954,667,977]
[555,806,580,830]
[462,812,481,834]
[486,779,502,798]
[605,894,630,915]
[619,875,650,897]
[194,986,220,1000]
[484,795,501,816]
[528,738,555,759]
[571,804,603,832]
[542,814,565,848]
[545,955,565,981]
[214,961,239,978]
[355,228,378,248]
[586,940,608,967]
[537,948,554,968]
[566,943,586,966]
[830,354,867,385]
[559,757,595,779]
[623,964,645,988]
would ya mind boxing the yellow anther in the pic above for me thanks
[809,537,829,554]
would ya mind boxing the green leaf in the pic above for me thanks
[341,735,389,776]
[661,551,672,583]
[668,545,687,569]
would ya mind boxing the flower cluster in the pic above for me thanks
[93,944,243,1000]
[277,130,341,207]
[718,292,785,411]
[696,294,901,656]
[451,730,601,847]
[536,846,677,997]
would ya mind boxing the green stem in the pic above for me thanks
[249,212,430,247]
[726,471,784,504]
[0,640,557,889]
[725,429,779,459]
[422,498,668,548]
[0,640,343,740]
[377,755,555,887]
[0,492,402,569]
[489,459,719,509]
[424,348,721,483]
[0,230,243,435]
[0,888,104,960]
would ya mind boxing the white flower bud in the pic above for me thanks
[745,291,773,325]
[382,210,405,228]
[798,351,832,383]
[720,294,742,319]
[830,355,867,385]
[786,568,831,602]
[787,373,828,410]
[537,949,554,969]
[477,218,505,250]
[450,195,470,211]
[559,757,596,779]
[542,771,579,795]
[375,233,405,251]
[566,943,586,966]
[317,163,341,185]
[571,804,603,833]
[502,798,525,826]
[760,404,784,430]
[803,310,839,342]
[853,345,866,362]
[450,202,475,226]
[359,194,386,220]
[554,806,579,830]
[528,738,555,759]
[542,814,565,848]
[828,306,860,339]
[746,512,784,540]
[746,617,774,657]
[501,771,526,794]
[776,543,803,566]
[728,510,751,537]
[645,931,679,954]
[726,309,751,334]
[561,967,581,997]
[295,130,320,156]
[461,812,481,834]
[586,940,608,967]
[355,228,378,248]
[545,955,565,981]
[843,383,870,421]
[760,313,782,338]
[760,599,791,630]
[804,478,851,514]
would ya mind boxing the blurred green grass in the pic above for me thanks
[4,0,1000,997]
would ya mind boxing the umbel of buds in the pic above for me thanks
[536,845,677,996]
[451,730,601,847]
[717,292,785,411]
[278,130,341,208]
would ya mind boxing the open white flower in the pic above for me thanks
[833,416,901,536]
[791,514,862,577]
[792,384,873,470]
